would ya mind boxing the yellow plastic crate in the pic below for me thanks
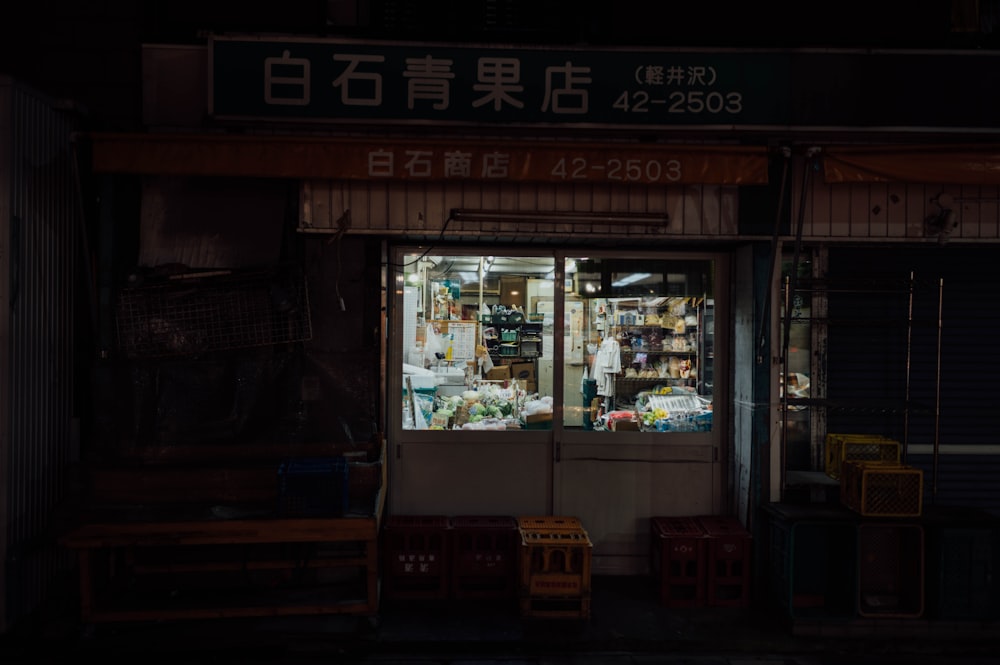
[840,461,923,517]
[824,433,900,480]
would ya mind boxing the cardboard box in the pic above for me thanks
[510,362,536,382]
[486,365,511,381]
[524,413,552,430]
[611,418,640,431]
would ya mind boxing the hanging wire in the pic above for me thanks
[755,146,791,365]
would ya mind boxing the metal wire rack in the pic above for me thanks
[116,267,312,359]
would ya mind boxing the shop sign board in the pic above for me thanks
[89,133,768,184]
[210,37,1000,132]
[209,36,790,127]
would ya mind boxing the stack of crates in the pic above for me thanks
[824,433,900,480]
[382,515,451,600]
[825,432,923,518]
[516,516,593,620]
[697,515,752,608]
[650,516,708,607]
[450,515,518,600]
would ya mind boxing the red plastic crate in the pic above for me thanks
[650,516,708,607]
[382,515,450,600]
[697,515,752,608]
[450,515,518,600]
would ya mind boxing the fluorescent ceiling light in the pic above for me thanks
[612,273,652,287]
[450,209,670,225]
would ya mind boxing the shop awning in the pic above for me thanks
[823,145,1000,185]
[88,133,769,185]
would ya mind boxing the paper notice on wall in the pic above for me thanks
[447,321,477,362]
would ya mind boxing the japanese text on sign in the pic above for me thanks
[213,37,787,126]
[362,148,684,184]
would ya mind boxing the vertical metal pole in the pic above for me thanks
[933,277,944,495]
[902,271,914,464]
[478,257,485,321]
[780,275,790,495]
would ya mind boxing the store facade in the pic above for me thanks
[297,170,751,575]
[9,7,1000,633]
[84,40,1000,582]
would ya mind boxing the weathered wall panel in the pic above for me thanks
[301,180,739,241]
[798,177,1000,242]
[0,78,79,633]
[138,176,289,269]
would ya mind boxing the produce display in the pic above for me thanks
[404,380,550,430]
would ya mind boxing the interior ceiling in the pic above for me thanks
[425,256,555,283]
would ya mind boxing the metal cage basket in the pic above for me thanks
[115,267,312,359]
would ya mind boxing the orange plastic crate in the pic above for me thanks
[518,527,593,598]
[516,516,583,531]
[519,594,591,620]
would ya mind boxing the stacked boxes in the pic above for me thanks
[450,515,518,600]
[840,460,924,518]
[824,433,900,480]
[650,517,708,607]
[516,516,592,619]
[382,515,450,600]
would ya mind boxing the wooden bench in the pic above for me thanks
[60,436,385,624]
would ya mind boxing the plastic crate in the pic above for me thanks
[518,524,592,601]
[276,457,349,517]
[696,515,752,608]
[840,461,923,517]
[857,522,924,618]
[923,506,1000,620]
[763,503,859,619]
[382,515,450,600]
[650,516,708,607]
[450,515,518,600]
[824,433,900,480]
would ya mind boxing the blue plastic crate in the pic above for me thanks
[277,457,349,517]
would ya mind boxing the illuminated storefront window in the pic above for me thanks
[395,250,715,433]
